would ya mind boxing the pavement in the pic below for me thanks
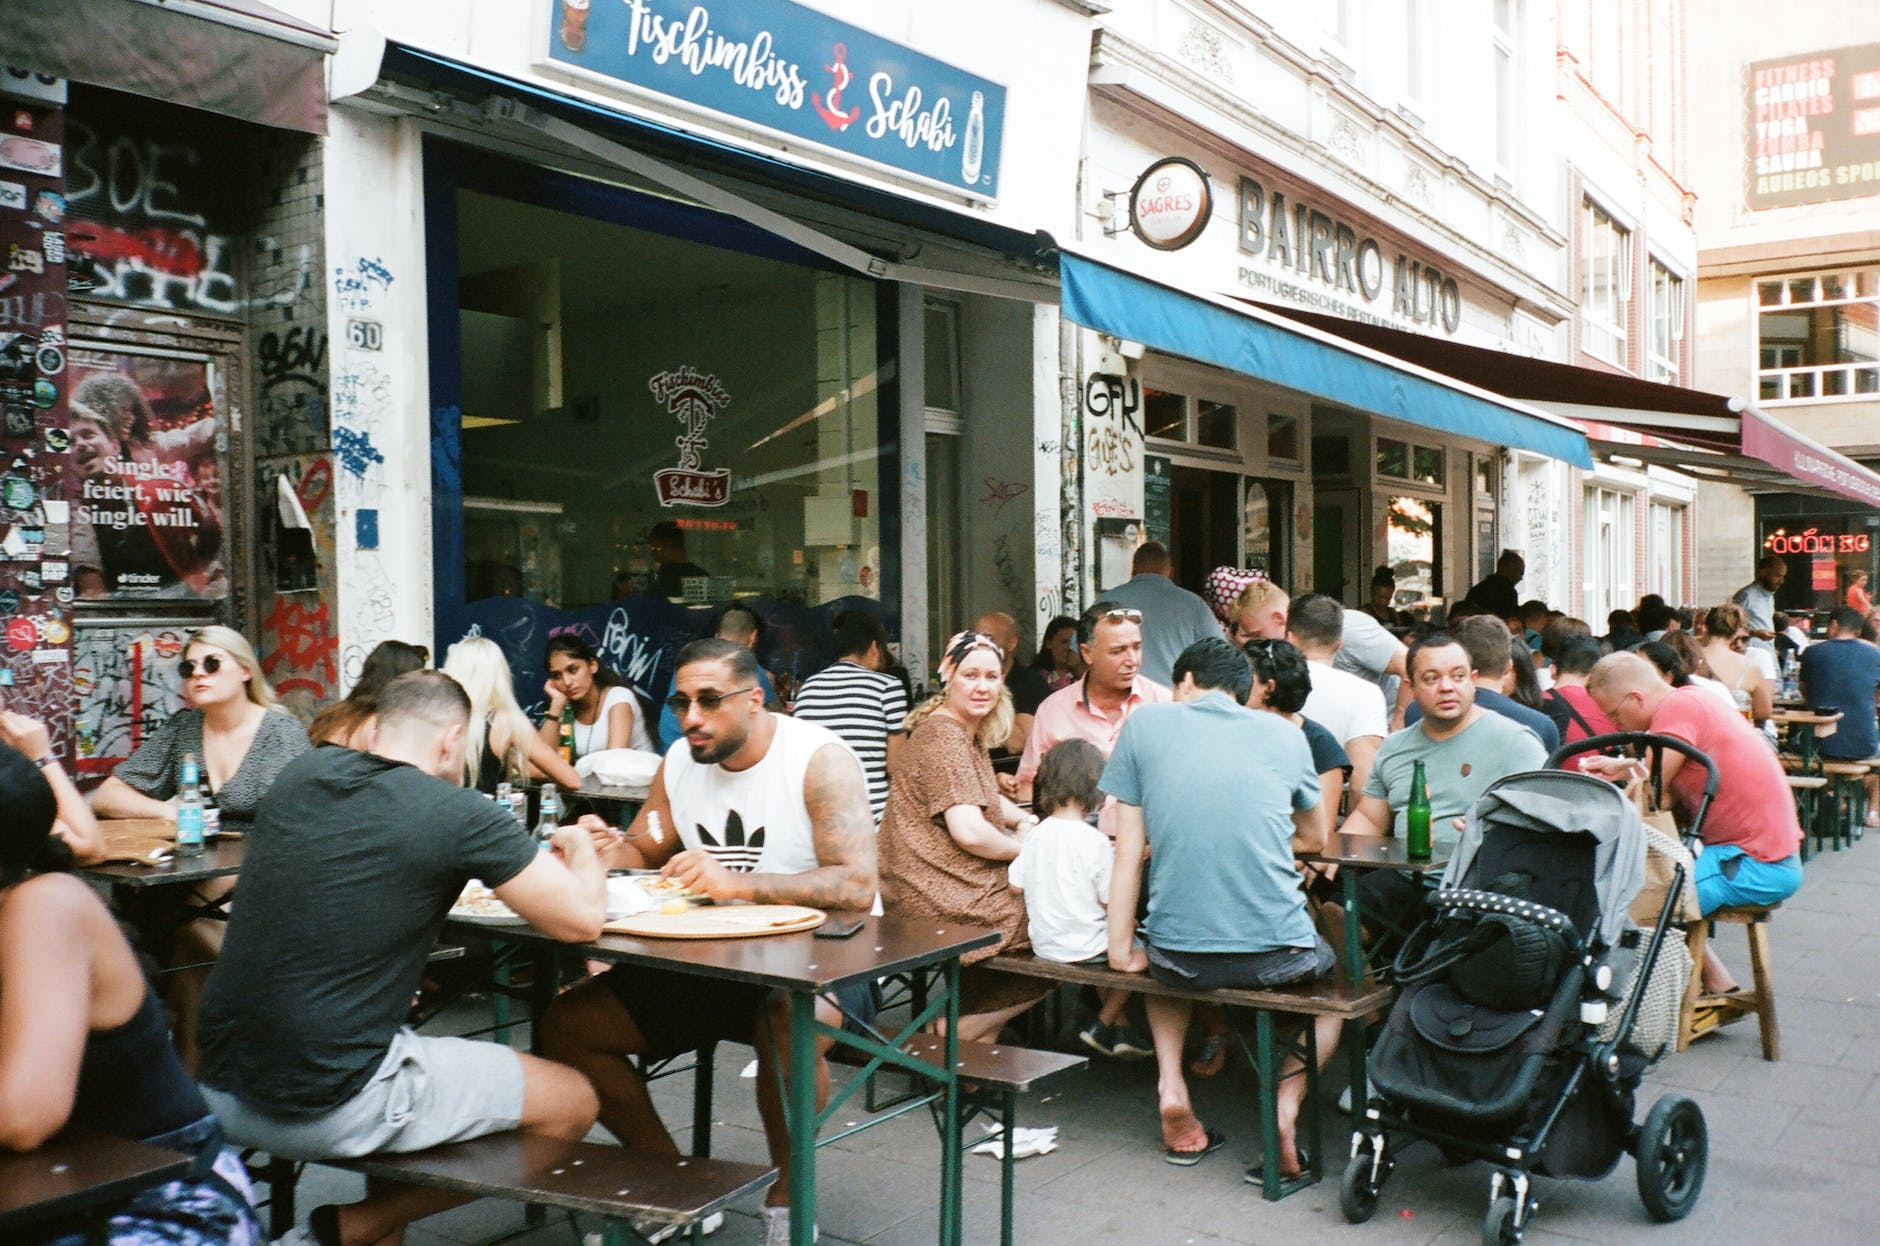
[285,833,1880,1245]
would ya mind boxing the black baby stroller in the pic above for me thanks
[1340,733,1716,1245]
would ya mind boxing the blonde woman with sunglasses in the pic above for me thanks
[92,625,309,829]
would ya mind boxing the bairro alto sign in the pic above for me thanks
[1235,176,1463,334]
[544,0,1005,200]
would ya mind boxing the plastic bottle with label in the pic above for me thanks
[176,753,205,858]
[535,784,561,852]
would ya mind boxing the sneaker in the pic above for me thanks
[1106,1023,1154,1060]
[1078,1020,1119,1057]
[762,1205,817,1245]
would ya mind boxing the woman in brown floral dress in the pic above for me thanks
[879,631,1048,1042]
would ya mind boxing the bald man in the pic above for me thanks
[1097,542,1223,686]
[1582,652,1803,991]
[974,610,1051,760]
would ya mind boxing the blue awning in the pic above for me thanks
[1059,253,1593,468]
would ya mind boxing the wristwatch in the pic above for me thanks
[33,754,53,768]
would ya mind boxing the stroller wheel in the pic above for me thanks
[1635,1093,1707,1221]
[1339,1145,1387,1223]
[1483,1195,1521,1246]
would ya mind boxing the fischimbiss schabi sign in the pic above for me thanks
[542,0,1006,201]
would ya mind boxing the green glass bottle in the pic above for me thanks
[1405,759,1432,860]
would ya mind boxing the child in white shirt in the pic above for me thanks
[1008,739,1148,1058]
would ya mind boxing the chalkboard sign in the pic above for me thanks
[1144,455,1172,546]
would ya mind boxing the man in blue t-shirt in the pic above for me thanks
[1100,637,1336,1182]
[1404,615,1558,753]
[1801,608,1880,826]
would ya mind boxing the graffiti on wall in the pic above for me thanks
[72,627,187,774]
[63,116,239,315]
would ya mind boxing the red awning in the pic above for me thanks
[1246,301,1880,509]
[0,0,334,134]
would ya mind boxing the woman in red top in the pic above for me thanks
[1845,569,1873,618]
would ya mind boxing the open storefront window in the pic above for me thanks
[1387,495,1441,614]
[452,187,885,612]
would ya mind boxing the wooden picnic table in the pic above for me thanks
[83,819,246,888]
[448,911,998,1246]
[0,1129,190,1234]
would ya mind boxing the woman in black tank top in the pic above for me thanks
[0,736,260,1245]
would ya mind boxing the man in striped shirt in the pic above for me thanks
[792,610,908,822]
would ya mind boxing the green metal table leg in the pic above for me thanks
[787,990,817,1246]
[1338,868,1368,1117]
[939,959,964,1246]
[692,1042,715,1158]
[1255,1010,1281,1202]
[998,1089,1018,1246]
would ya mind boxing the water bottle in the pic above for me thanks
[508,787,528,827]
[535,783,561,852]
[495,780,513,811]
[176,752,205,858]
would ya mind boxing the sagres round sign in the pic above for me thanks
[1128,157,1211,250]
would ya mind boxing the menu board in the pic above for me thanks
[1746,42,1880,209]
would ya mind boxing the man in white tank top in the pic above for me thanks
[540,638,875,1246]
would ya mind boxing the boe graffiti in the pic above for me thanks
[62,117,239,315]
[72,628,187,774]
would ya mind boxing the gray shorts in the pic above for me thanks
[201,1028,526,1161]
[1144,936,1336,991]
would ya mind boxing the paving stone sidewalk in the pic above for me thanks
[287,833,1880,1244]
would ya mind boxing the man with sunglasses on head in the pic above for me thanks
[1012,601,1171,835]
[540,637,877,1246]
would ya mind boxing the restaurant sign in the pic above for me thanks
[650,365,731,508]
[543,0,1006,200]
[1744,41,1880,209]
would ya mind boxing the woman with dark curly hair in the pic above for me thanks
[0,738,261,1244]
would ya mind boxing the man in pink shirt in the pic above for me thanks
[1012,600,1171,833]
[1583,651,1803,992]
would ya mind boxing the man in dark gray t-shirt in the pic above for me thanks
[197,671,607,1246]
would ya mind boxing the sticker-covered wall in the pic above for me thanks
[0,67,77,759]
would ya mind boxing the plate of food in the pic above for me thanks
[604,904,826,940]
[449,880,527,926]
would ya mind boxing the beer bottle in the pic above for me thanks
[1405,759,1432,860]
[176,752,206,858]
[558,704,576,764]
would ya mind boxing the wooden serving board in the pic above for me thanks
[603,905,826,940]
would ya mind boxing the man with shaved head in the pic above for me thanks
[1583,651,1803,991]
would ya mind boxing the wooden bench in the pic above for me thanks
[883,1034,1086,1246]
[989,952,1393,1200]
[1679,903,1781,1061]
[330,1133,774,1245]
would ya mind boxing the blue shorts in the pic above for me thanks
[1694,844,1802,915]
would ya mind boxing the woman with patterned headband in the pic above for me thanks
[878,630,1047,1042]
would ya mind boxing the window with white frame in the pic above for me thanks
[1647,260,1683,384]
[1582,201,1630,367]
[1756,269,1880,402]
[1493,0,1517,174]
[1404,0,1425,111]
[1583,485,1635,626]
[1648,501,1683,604]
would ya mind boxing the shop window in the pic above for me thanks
[1196,399,1238,450]
[1648,260,1684,384]
[1376,437,1411,479]
[1583,486,1636,625]
[1648,501,1684,603]
[1756,268,1880,402]
[1267,413,1301,464]
[1245,479,1292,580]
[1582,200,1630,367]
[451,188,884,612]
[924,301,961,413]
[1412,445,1446,487]
[1387,496,1441,612]
[1493,0,1518,174]
[1144,387,1186,440]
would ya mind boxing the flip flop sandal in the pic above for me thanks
[1243,1145,1313,1185]
[1163,1125,1227,1167]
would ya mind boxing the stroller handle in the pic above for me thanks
[1547,731,1719,840]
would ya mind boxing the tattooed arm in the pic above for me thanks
[666,744,877,909]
